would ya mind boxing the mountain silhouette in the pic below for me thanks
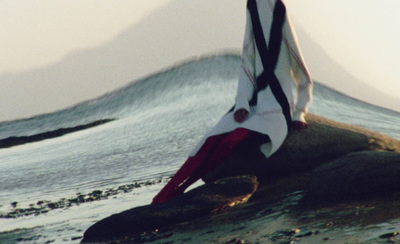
[1,0,398,121]
[0,0,246,121]
[296,27,400,112]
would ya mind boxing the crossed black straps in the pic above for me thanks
[247,0,292,129]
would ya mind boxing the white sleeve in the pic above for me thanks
[235,10,256,113]
[282,14,313,122]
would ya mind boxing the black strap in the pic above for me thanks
[247,0,292,129]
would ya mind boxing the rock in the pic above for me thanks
[81,175,258,243]
[307,151,400,199]
[203,114,400,183]
[80,114,400,243]
[379,232,400,239]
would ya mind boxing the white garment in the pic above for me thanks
[190,0,313,158]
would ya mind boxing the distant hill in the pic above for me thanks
[1,0,398,122]
[296,28,400,112]
[0,0,246,121]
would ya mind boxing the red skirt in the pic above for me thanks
[152,128,255,204]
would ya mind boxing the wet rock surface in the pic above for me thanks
[203,114,400,183]
[307,151,400,199]
[78,114,400,243]
[117,176,400,244]
[82,175,258,243]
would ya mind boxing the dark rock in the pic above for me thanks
[295,230,317,238]
[82,175,258,243]
[271,228,300,243]
[227,238,245,244]
[71,236,82,241]
[90,190,103,197]
[80,114,400,242]
[203,114,400,183]
[307,151,400,199]
[379,232,399,239]
[47,203,59,210]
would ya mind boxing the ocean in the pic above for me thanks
[0,54,399,243]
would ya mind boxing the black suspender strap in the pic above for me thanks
[247,0,292,129]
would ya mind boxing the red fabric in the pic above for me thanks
[152,128,252,204]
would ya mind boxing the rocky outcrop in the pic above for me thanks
[82,175,258,243]
[203,114,400,183]
[82,114,400,243]
[307,151,400,200]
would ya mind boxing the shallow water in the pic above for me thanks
[1,54,399,243]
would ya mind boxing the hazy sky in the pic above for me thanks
[0,0,399,121]
[0,0,172,74]
[286,0,400,98]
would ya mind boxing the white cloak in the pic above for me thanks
[190,0,313,158]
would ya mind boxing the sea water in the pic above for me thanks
[0,54,399,243]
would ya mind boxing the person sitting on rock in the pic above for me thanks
[152,0,313,204]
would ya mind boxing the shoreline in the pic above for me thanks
[0,119,115,149]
